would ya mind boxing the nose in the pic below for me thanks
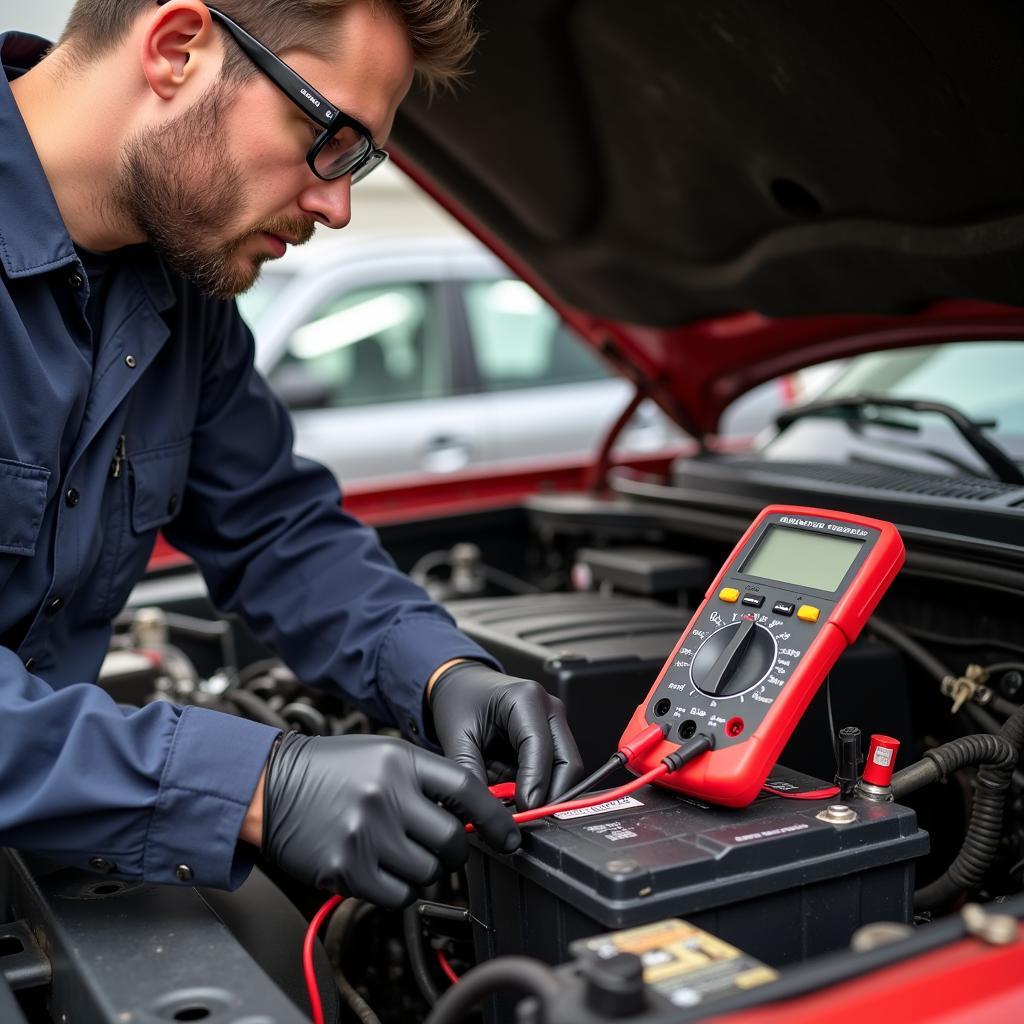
[298,174,352,230]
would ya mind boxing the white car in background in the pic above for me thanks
[237,234,685,483]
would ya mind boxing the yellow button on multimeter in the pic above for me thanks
[718,588,740,603]
[797,605,820,623]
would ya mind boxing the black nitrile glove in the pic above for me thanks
[262,732,520,907]
[427,662,584,811]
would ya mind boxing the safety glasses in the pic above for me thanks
[200,3,389,182]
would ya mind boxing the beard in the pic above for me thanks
[112,83,315,299]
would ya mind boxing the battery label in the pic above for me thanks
[873,747,894,767]
[553,796,644,820]
[570,919,777,1009]
[583,820,640,842]
[733,822,810,843]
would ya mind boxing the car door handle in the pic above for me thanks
[420,436,473,474]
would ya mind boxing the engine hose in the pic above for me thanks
[279,700,328,735]
[871,619,1022,718]
[961,704,1024,790]
[869,617,952,683]
[892,729,1020,912]
[322,898,382,1024]
[424,957,561,1024]
[403,904,442,1006]
[332,710,371,735]
[222,688,292,731]
[991,692,1023,718]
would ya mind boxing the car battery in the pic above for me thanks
[467,765,927,1021]
[447,593,913,777]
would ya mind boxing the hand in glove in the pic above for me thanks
[427,661,584,810]
[262,732,520,907]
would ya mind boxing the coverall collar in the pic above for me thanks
[0,31,174,311]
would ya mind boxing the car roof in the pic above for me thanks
[247,232,517,372]
[256,231,500,278]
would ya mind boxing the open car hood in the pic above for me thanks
[392,0,1024,436]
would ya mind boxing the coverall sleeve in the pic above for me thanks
[0,646,279,888]
[163,301,500,740]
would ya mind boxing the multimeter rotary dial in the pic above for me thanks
[689,618,778,697]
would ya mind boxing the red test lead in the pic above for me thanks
[549,722,669,805]
[618,722,671,763]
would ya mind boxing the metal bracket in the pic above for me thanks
[961,903,1020,945]
[941,664,993,714]
[0,918,51,990]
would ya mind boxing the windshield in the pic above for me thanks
[750,341,1024,478]
[818,342,1024,436]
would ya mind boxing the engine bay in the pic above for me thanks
[3,470,1023,1022]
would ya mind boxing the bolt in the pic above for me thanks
[1001,671,1023,699]
[605,859,639,875]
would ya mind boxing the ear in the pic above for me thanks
[139,0,219,101]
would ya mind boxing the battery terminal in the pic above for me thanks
[815,804,858,824]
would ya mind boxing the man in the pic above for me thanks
[0,0,583,910]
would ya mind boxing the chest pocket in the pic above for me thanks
[129,439,192,533]
[96,439,191,620]
[0,459,50,557]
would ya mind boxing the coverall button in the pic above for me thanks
[23,657,36,672]
[65,487,80,507]
[167,493,179,515]
[88,857,114,873]
[45,597,64,616]
[174,864,194,882]
[67,271,83,289]
[124,354,137,368]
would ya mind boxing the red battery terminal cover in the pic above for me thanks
[862,734,901,787]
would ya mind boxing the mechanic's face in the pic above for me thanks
[116,3,414,298]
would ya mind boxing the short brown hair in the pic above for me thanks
[60,0,478,92]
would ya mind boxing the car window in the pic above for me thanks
[727,341,1024,477]
[271,283,446,408]
[463,279,608,391]
[820,342,1024,436]
[719,342,1024,442]
[717,378,798,438]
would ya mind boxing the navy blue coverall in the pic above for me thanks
[0,32,498,890]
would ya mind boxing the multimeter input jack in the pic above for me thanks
[654,698,671,717]
[678,719,697,739]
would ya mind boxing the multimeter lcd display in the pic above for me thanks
[741,526,864,592]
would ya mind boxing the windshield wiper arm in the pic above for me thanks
[775,393,1024,485]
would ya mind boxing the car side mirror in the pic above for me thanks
[271,364,333,411]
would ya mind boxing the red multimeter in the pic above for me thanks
[620,505,905,807]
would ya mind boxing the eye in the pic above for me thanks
[321,133,348,154]
[307,123,351,153]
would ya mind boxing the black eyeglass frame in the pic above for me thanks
[183,3,388,182]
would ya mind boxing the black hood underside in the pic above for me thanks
[394,0,1024,326]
